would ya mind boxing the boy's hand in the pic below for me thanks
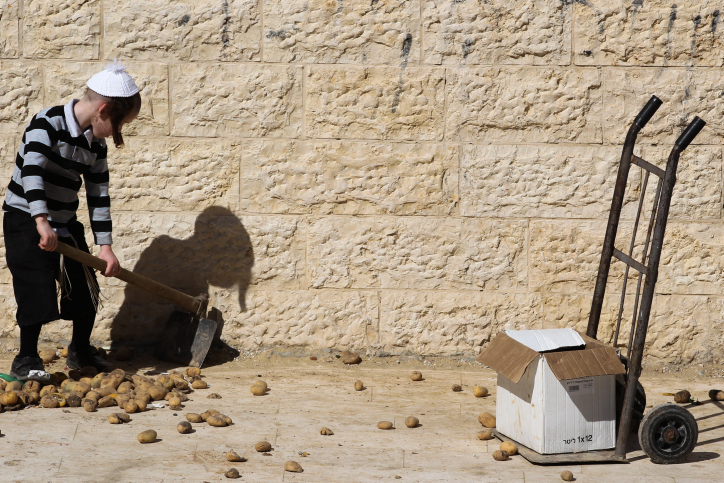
[98,245,121,277]
[35,215,57,251]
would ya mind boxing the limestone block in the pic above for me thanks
[172,63,302,138]
[575,2,724,66]
[379,291,542,356]
[0,284,17,338]
[461,144,642,219]
[308,217,527,290]
[604,68,724,145]
[0,0,19,58]
[0,61,43,134]
[109,212,305,291]
[446,67,602,143]
[23,0,100,59]
[104,0,260,61]
[241,140,458,215]
[422,0,571,65]
[44,62,169,136]
[211,289,378,351]
[636,145,722,220]
[107,139,239,212]
[658,223,724,295]
[530,220,641,294]
[306,66,445,141]
[264,0,419,64]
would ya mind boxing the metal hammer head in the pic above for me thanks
[194,293,209,318]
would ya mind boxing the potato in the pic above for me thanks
[6,381,22,392]
[101,369,125,390]
[83,398,98,412]
[39,385,57,398]
[66,394,82,407]
[115,412,131,423]
[171,389,188,402]
[156,375,171,384]
[405,416,419,428]
[174,380,191,393]
[226,450,245,462]
[451,384,462,392]
[50,393,67,407]
[15,391,30,405]
[254,380,268,391]
[177,421,193,434]
[63,381,78,393]
[114,345,132,361]
[85,391,101,401]
[225,468,240,479]
[148,386,167,401]
[320,427,334,435]
[115,394,132,408]
[709,389,724,401]
[137,429,157,443]
[478,412,496,428]
[124,401,139,414]
[135,391,151,405]
[674,390,691,403]
[255,441,272,452]
[135,399,147,412]
[23,380,41,393]
[186,413,203,423]
[284,461,303,473]
[95,386,114,397]
[108,414,122,424]
[28,391,40,405]
[223,415,233,425]
[39,349,57,364]
[80,366,98,378]
[68,370,82,381]
[162,379,175,391]
[377,421,394,430]
[40,396,58,408]
[493,450,509,461]
[117,381,134,394]
[186,367,201,378]
[207,415,228,427]
[473,386,488,398]
[60,347,68,358]
[50,371,67,386]
[354,380,364,391]
[79,377,93,386]
[98,396,116,408]
[207,393,222,399]
[168,397,182,410]
[410,371,423,381]
[500,441,517,455]
[0,378,6,391]
[477,429,494,440]
[191,380,208,390]
[561,470,574,481]
[250,385,266,396]
[132,375,151,386]
[201,409,219,421]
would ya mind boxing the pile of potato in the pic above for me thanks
[0,366,201,414]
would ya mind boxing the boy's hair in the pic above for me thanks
[85,88,142,148]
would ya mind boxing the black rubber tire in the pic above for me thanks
[638,403,698,464]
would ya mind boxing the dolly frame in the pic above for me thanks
[497,96,706,464]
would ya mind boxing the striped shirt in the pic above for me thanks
[3,99,112,245]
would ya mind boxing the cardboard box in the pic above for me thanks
[476,328,626,454]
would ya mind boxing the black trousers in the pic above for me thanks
[3,210,97,327]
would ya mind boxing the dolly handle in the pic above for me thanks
[675,116,706,151]
[633,95,662,129]
[55,241,205,316]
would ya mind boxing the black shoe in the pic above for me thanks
[67,346,112,372]
[9,355,52,383]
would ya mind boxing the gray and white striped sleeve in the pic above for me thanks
[84,143,112,245]
[20,116,57,217]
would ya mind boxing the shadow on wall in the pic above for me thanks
[109,206,252,360]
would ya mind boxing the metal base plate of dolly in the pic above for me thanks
[498,96,706,465]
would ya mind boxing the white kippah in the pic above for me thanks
[86,59,140,98]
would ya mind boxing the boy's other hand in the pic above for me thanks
[35,215,57,251]
[98,245,121,277]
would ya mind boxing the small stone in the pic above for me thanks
[284,461,303,473]
[452,384,462,392]
[207,393,222,399]
[320,427,334,435]
[310,356,317,360]
[561,470,574,481]
[225,468,240,479]
[340,350,361,365]
[255,441,272,452]
[410,371,423,381]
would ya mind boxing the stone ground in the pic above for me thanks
[1,348,724,482]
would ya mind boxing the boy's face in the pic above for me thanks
[90,103,138,139]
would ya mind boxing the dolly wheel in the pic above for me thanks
[638,403,698,464]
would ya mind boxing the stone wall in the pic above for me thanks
[0,0,722,364]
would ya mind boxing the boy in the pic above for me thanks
[3,61,141,382]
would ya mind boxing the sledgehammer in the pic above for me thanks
[55,241,217,367]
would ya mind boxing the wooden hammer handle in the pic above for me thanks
[55,241,203,315]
